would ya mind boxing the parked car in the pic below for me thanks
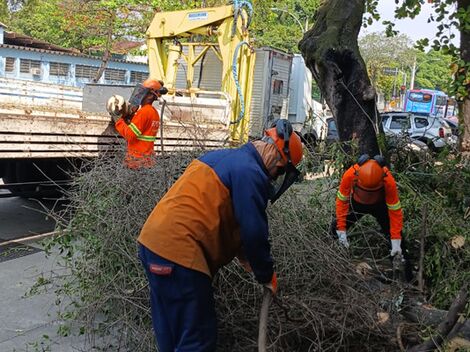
[380,112,456,151]
[300,113,337,151]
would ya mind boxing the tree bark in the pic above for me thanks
[93,13,115,84]
[406,286,469,351]
[299,0,380,156]
[458,0,470,156]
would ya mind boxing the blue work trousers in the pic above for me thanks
[138,244,217,352]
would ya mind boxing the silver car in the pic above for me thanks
[381,112,456,150]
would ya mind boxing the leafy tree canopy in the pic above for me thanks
[414,49,454,92]
[359,32,414,101]
[250,0,320,52]
[0,0,321,54]
[0,1,8,23]
[359,32,454,100]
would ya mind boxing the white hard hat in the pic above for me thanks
[106,95,126,117]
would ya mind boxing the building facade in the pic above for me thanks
[0,23,149,88]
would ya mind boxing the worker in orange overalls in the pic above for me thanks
[138,120,303,351]
[331,154,412,280]
[114,79,166,169]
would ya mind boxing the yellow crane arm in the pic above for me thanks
[145,4,256,142]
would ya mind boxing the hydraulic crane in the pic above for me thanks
[145,2,256,142]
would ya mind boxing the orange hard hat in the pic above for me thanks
[142,78,162,91]
[265,121,303,166]
[356,160,384,190]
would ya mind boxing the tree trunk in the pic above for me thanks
[92,14,115,84]
[299,0,380,156]
[458,0,470,156]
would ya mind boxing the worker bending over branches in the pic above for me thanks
[138,119,303,351]
[331,154,413,281]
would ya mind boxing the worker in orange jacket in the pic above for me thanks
[138,120,303,352]
[114,79,165,169]
[331,154,412,280]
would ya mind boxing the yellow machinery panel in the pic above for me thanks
[146,4,256,142]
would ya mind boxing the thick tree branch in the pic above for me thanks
[299,0,380,155]
[407,285,469,351]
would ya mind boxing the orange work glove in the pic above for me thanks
[263,272,277,295]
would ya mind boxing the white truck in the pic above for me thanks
[0,47,315,196]
[0,78,228,196]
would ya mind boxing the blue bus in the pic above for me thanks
[404,89,454,118]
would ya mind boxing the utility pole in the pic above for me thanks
[410,56,417,90]
[401,71,407,109]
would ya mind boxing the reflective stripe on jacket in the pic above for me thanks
[138,143,274,283]
[115,104,159,168]
[335,164,403,239]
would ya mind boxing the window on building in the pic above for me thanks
[20,59,41,74]
[273,79,283,95]
[5,57,15,72]
[76,65,99,80]
[105,68,126,82]
[50,62,70,77]
[130,71,147,84]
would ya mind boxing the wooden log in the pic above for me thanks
[408,286,469,351]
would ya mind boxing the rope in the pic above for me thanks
[231,40,251,125]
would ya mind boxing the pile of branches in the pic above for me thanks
[215,188,402,352]
[43,149,468,351]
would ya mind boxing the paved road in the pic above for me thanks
[0,196,90,351]
[0,196,59,242]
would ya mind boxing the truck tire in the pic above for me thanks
[2,159,73,198]
[1,161,18,191]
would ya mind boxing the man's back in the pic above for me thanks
[138,143,272,280]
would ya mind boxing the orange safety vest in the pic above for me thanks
[335,164,403,239]
[115,104,160,169]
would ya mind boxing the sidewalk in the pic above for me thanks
[0,240,88,352]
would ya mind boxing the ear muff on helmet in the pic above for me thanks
[358,154,386,167]
[373,154,386,167]
[263,120,303,203]
[275,119,293,162]
[265,119,303,166]
[358,154,370,166]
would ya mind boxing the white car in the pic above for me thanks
[381,112,456,151]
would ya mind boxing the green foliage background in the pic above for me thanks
[0,0,320,54]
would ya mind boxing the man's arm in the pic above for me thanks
[384,169,403,240]
[335,166,355,231]
[115,108,150,142]
[231,167,273,284]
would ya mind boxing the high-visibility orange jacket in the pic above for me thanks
[336,164,403,239]
[115,104,159,169]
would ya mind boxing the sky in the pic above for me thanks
[360,1,460,46]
